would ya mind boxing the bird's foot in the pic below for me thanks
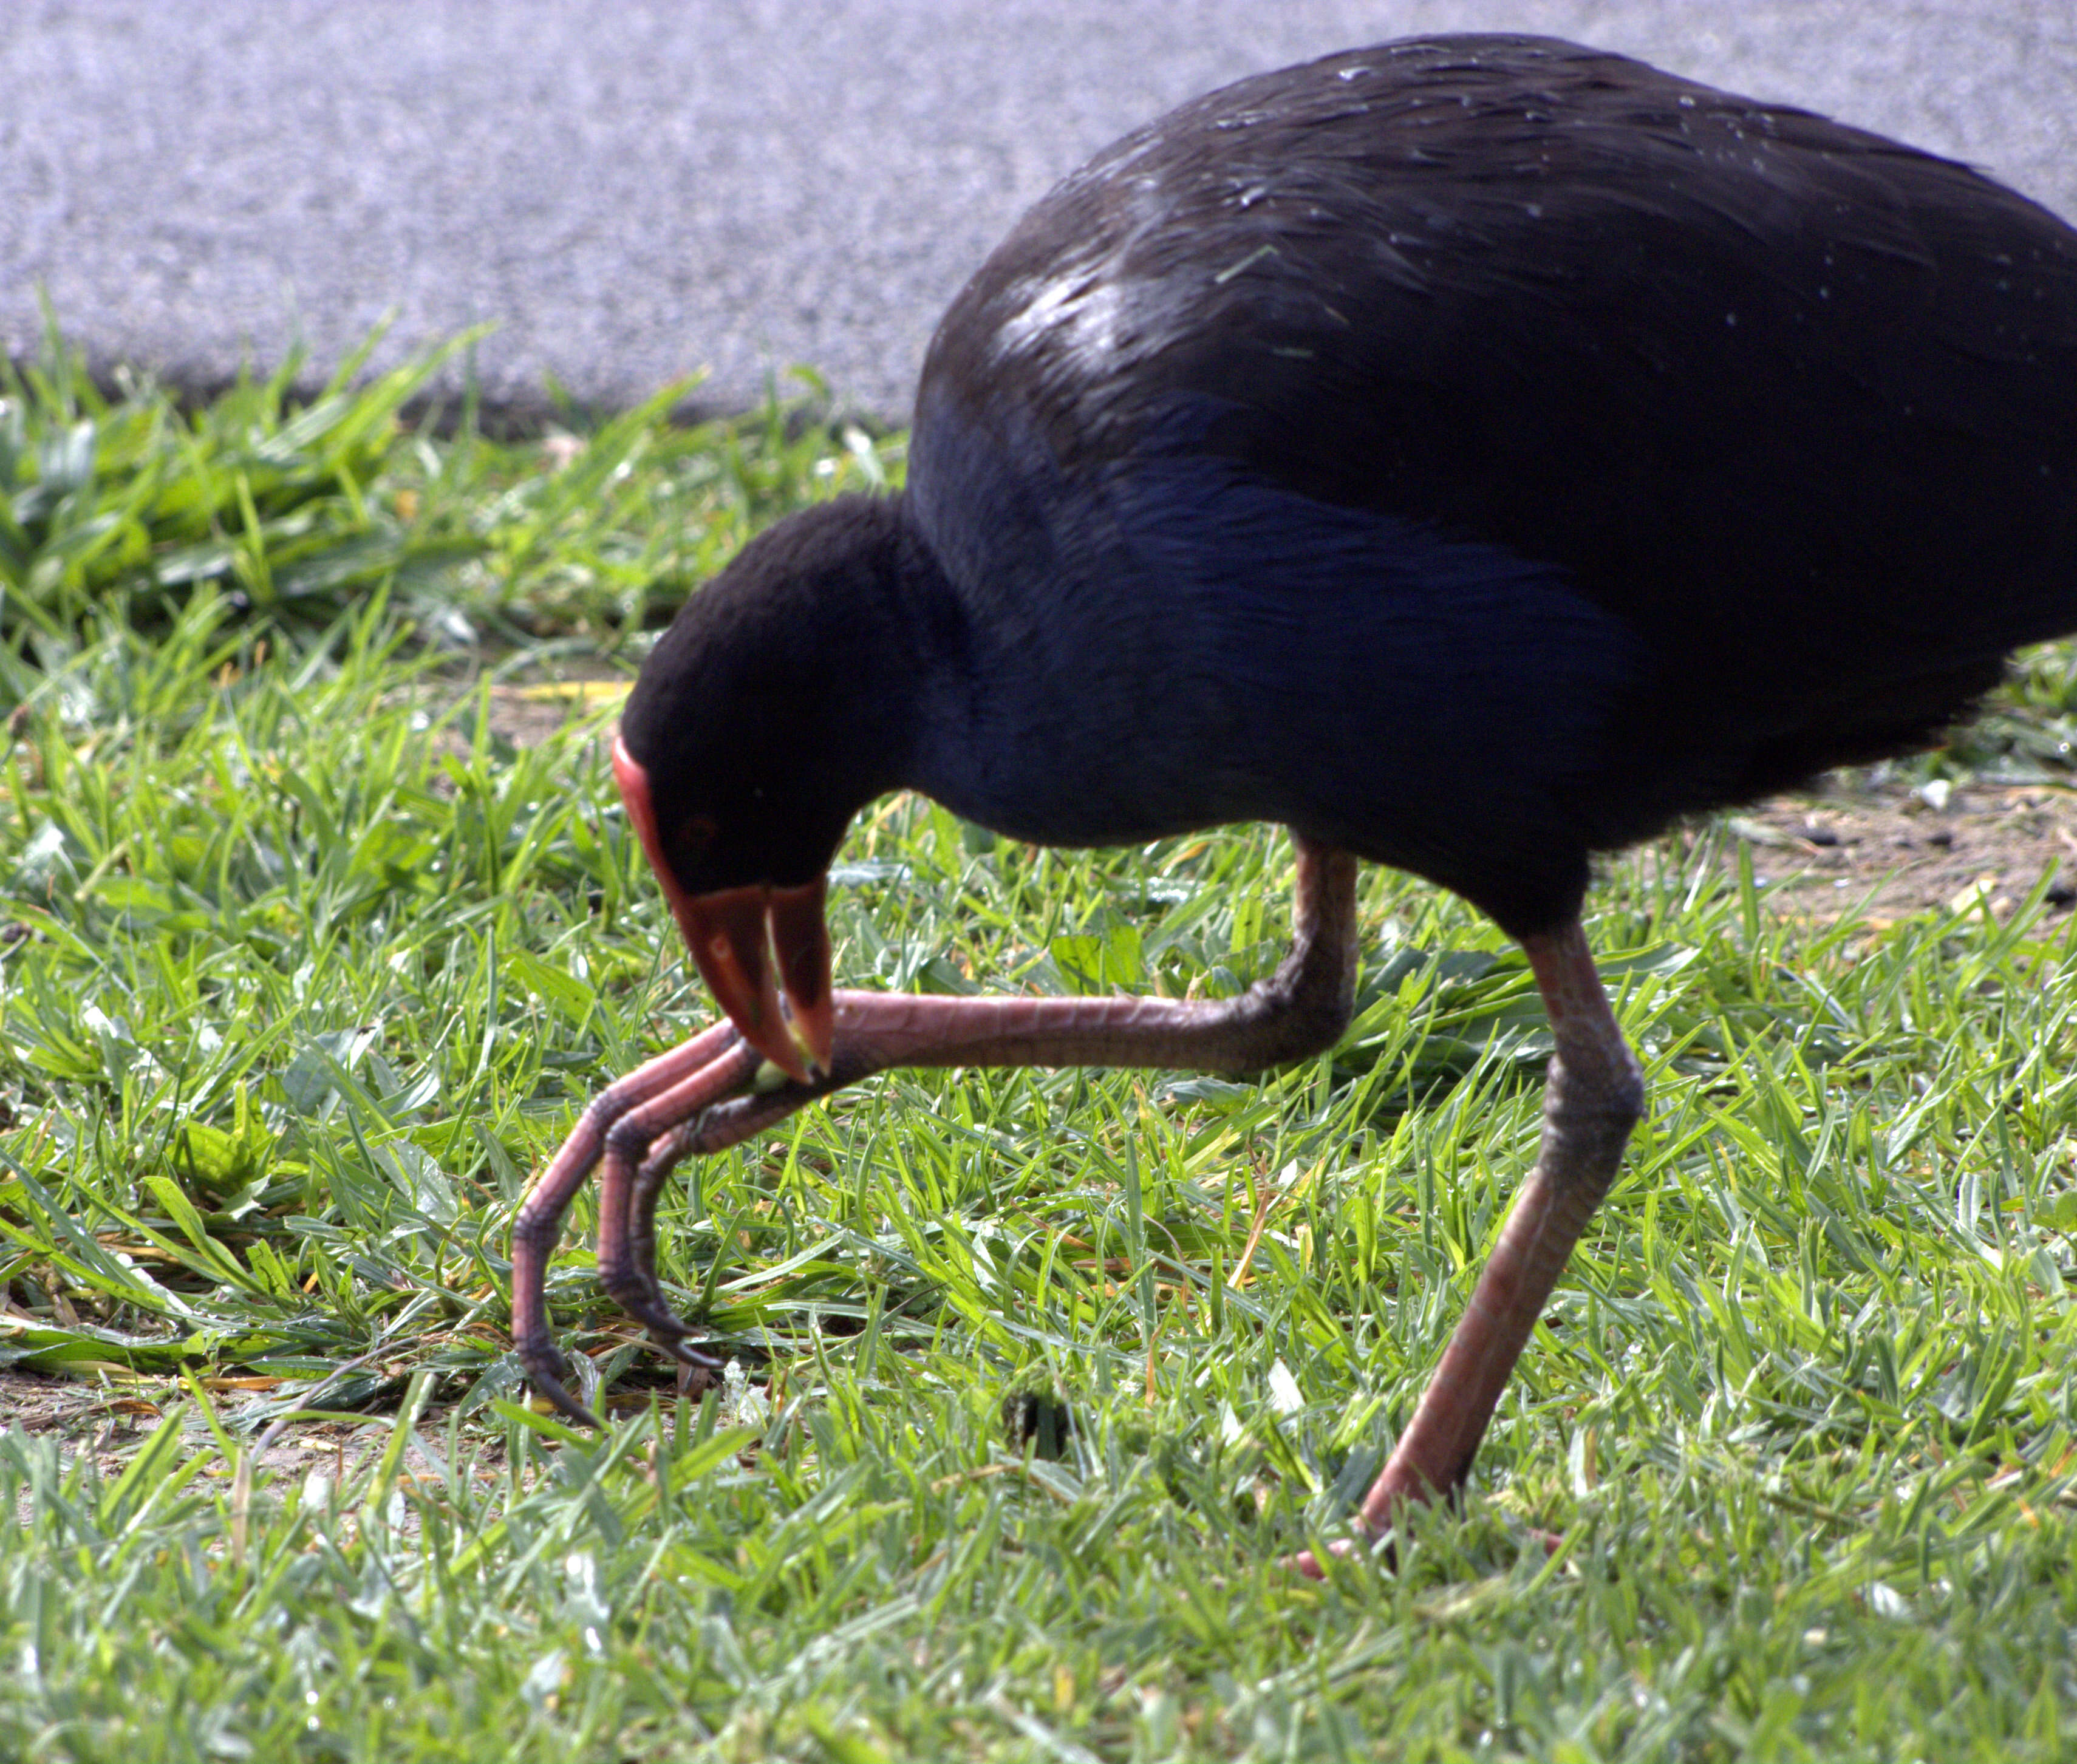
[510,1021,755,1426]
[1291,1535,1365,1581]
[598,1257,729,1374]
[515,1336,601,1430]
[1290,1516,1562,1581]
[1289,1511,1405,1581]
[599,1260,701,1343]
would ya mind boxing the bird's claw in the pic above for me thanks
[655,1332,727,1372]
[601,1262,728,1365]
[511,1018,770,1425]
[517,1339,602,1431]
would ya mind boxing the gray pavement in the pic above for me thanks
[4,2,2073,424]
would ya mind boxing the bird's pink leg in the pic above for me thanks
[591,1039,762,1343]
[510,1019,746,1422]
[1296,919,1642,1576]
[519,840,1362,1420]
[834,839,1361,1072]
[618,839,1363,1312]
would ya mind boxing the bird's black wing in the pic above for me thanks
[918,36,2077,799]
[906,35,2077,927]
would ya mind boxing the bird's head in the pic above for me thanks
[612,497,922,1083]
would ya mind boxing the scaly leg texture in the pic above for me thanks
[513,840,1359,1423]
[1296,918,1643,1575]
[509,1020,745,1422]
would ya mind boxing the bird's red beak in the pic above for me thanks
[612,736,833,1085]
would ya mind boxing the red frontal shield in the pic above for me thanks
[612,736,832,1081]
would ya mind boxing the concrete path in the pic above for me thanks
[3,2,2072,423]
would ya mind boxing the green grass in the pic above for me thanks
[0,341,2074,1761]
[0,320,891,650]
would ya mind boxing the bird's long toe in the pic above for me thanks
[598,1247,718,1358]
[622,1121,698,1320]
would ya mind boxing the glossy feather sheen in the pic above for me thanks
[901,34,2077,933]
[630,33,2077,938]
[562,35,2077,1486]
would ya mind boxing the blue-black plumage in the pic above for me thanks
[630,34,2077,937]
[518,36,2077,1559]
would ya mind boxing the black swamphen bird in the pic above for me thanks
[511,35,2077,1567]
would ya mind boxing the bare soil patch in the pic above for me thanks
[0,1367,377,1477]
[1716,780,2077,923]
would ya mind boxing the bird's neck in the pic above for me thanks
[796,497,984,832]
